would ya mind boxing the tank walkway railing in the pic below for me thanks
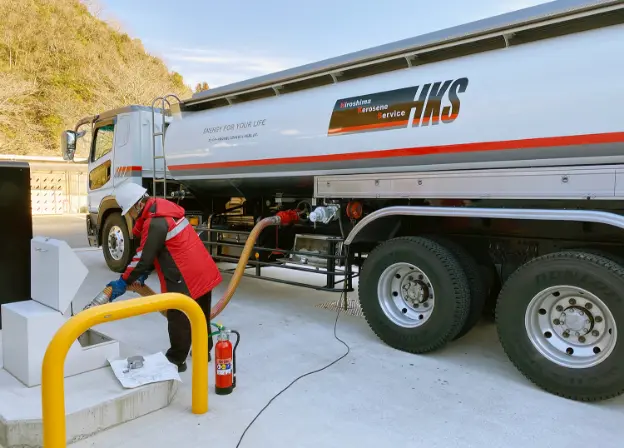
[41,293,209,448]
[199,227,358,296]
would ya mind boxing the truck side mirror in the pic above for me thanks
[61,130,77,161]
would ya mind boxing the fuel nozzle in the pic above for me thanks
[83,287,113,311]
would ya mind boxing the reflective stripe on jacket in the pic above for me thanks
[122,197,222,299]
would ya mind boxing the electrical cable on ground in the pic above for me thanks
[235,297,350,448]
[235,245,353,447]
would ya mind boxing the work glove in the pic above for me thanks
[107,276,127,301]
[136,274,148,286]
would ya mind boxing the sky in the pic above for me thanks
[92,0,550,89]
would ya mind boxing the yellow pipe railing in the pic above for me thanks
[41,293,209,448]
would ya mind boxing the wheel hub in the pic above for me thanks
[556,306,591,336]
[400,275,430,309]
[377,262,435,328]
[108,225,125,261]
[525,285,616,369]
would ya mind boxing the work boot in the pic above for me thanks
[176,356,209,372]
[166,354,187,373]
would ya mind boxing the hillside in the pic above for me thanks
[0,0,193,157]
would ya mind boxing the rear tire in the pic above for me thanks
[102,212,131,273]
[496,251,624,402]
[358,236,471,354]
[427,236,487,340]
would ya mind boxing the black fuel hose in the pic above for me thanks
[231,329,240,388]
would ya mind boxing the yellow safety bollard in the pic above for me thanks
[41,293,209,448]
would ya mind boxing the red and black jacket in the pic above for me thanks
[121,197,222,299]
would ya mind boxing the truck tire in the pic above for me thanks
[102,212,131,273]
[496,251,624,402]
[358,236,471,354]
[427,236,488,340]
[568,247,624,266]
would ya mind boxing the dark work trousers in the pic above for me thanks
[165,291,213,366]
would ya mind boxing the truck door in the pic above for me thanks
[87,119,116,214]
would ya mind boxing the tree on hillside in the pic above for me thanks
[0,0,192,157]
[195,82,209,93]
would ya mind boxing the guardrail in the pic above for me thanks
[41,293,209,447]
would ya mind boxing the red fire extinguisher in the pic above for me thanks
[215,327,240,395]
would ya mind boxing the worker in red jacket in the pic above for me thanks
[106,181,222,372]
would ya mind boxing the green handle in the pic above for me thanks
[210,322,225,337]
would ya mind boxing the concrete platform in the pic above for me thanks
[4,248,624,447]
[0,248,180,448]
[0,331,178,447]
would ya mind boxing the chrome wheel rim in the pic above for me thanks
[107,225,125,261]
[377,262,435,328]
[525,285,617,369]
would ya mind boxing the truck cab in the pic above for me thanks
[60,104,185,272]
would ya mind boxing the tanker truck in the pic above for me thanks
[61,0,624,402]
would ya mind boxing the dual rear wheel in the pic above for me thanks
[496,250,623,401]
[358,237,624,402]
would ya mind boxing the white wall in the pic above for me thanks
[0,155,88,215]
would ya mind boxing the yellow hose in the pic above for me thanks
[209,215,281,319]
[93,215,284,319]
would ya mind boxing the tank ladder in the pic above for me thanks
[151,94,181,199]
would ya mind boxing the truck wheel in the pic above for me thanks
[358,236,471,354]
[427,236,488,340]
[568,247,624,265]
[496,251,624,401]
[102,212,131,273]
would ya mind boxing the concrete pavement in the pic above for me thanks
[55,251,624,448]
[32,214,89,249]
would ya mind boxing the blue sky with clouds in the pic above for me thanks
[93,0,547,89]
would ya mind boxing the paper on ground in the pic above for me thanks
[108,352,182,389]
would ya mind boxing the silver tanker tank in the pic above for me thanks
[162,13,624,197]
